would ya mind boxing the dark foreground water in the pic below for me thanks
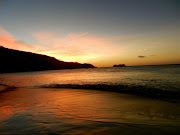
[0,65,180,134]
[0,88,180,135]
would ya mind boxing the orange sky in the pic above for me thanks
[0,0,179,67]
[0,26,180,67]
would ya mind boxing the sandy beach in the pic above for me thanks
[0,87,180,135]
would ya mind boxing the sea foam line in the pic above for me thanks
[40,84,180,103]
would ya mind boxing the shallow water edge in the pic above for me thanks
[0,87,180,135]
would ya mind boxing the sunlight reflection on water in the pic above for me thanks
[0,66,180,92]
[0,88,180,134]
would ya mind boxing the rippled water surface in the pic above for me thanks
[0,65,180,134]
[0,88,180,135]
[0,65,180,91]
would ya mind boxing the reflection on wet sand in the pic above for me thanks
[0,88,180,134]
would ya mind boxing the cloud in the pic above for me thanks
[138,55,146,58]
[32,32,139,62]
[0,27,34,51]
[0,26,140,63]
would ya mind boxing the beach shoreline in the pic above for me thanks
[0,87,180,134]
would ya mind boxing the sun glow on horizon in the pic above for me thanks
[0,26,179,67]
[0,0,179,67]
[38,50,100,63]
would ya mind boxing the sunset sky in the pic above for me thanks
[0,0,179,67]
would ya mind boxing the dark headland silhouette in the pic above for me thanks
[113,64,126,67]
[0,46,96,73]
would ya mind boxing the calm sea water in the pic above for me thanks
[0,65,180,134]
[0,64,180,88]
[0,65,180,97]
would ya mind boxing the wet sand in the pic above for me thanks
[0,85,6,91]
[0,87,180,135]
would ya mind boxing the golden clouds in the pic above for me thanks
[0,27,141,65]
[0,27,33,51]
[32,32,128,62]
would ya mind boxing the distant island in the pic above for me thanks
[113,64,126,67]
[0,46,96,73]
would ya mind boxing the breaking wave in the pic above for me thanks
[39,83,180,103]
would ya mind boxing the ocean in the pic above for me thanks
[0,65,180,134]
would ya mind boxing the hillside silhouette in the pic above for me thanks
[0,46,96,73]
